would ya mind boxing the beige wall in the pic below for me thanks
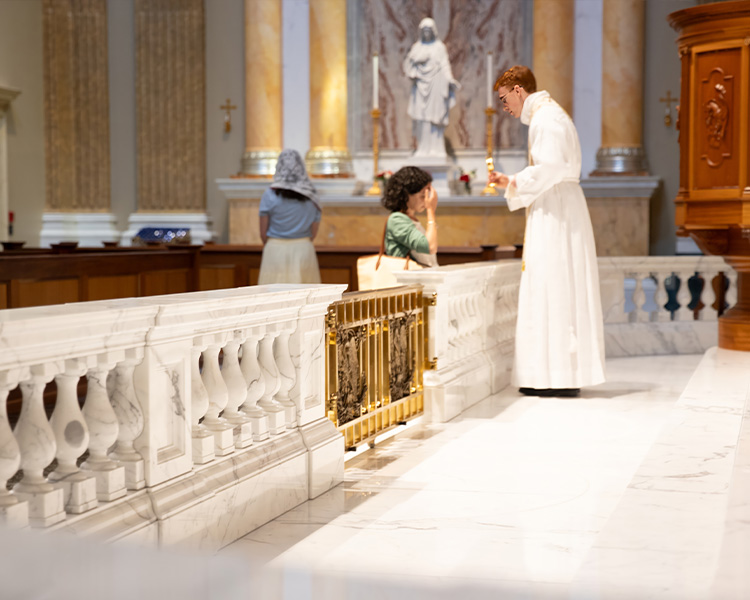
[108,0,137,235]
[0,0,45,247]
[205,0,245,242]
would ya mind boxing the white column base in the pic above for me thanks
[205,422,235,456]
[81,465,127,502]
[233,422,254,449]
[121,212,215,246]
[39,212,120,248]
[118,458,146,491]
[0,496,29,528]
[260,406,286,435]
[13,487,65,528]
[281,403,297,429]
[48,471,98,514]
[243,409,270,442]
[192,430,216,465]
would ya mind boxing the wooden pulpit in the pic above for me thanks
[669,1,750,350]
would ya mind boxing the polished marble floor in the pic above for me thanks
[224,351,750,600]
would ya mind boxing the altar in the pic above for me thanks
[217,175,658,256]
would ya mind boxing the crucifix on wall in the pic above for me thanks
[659,90,678,128]
[220,98,237,133]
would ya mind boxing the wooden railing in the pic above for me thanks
[325,286,427,449]
[0,243,521,309]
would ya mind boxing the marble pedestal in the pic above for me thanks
[39,212,120,248]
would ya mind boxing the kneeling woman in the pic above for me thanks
[258,149,322,284]
[382,166,439,267]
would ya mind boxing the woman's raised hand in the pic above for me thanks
[425,184,438,212]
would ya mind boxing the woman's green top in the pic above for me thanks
[384,212,430,258]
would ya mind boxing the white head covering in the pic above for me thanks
[270,149,321,210]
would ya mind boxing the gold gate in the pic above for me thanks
[325,285,430,449]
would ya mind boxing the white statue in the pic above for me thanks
[403,17,460,158]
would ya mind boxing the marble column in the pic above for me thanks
[0,86,20,244]
[126,0,213,244]
[241,0,282,177]
[40,0,119,247]
[306,0,354,178]
[593,0,648,175]
[533,0,574,116]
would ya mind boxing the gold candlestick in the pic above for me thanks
[482,106,499,196]
[366,108,382,196]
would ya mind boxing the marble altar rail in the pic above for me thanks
[0,284,346,550]
[395,261,522,422]
[600,256,734,356]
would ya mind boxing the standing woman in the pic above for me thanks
[382,166,439,267]
[258,149,322,284]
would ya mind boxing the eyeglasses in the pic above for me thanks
[498,85,521,105]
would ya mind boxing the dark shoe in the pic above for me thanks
[519,387,545,396]
[519,387,580,398]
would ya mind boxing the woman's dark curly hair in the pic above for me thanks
[381,166,432,213]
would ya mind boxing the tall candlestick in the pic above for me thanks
[486,52,493,107]
[372,54,379,109]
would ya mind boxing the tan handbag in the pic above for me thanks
[357,220,423,290]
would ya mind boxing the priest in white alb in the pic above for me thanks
[489,65,605,397]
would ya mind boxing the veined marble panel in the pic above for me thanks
[349,0,531,152]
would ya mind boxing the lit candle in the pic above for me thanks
[373,54,379,110]
[486,52,493,107]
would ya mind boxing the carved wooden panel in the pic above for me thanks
[693,48,741,191]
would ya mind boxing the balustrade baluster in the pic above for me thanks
[13,366,66,527]
[0,371,28,527]
[81,364,127,502]
[632,274,648,322]
[676,271,694,321]
[258,332,286,435]
[109,357,146,490]
[653,273,671,322]
[200,343,235,456]
[726,270,738,310]
[190,343,215,464]
[240,335,270,441]
[274,330,298,428]
[709,271,727,320]
[49,363,98,513]
[221,338,253,448]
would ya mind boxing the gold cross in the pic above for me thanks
[220,98,237,133]
[659,90,678,127]
[659,90,678,110]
